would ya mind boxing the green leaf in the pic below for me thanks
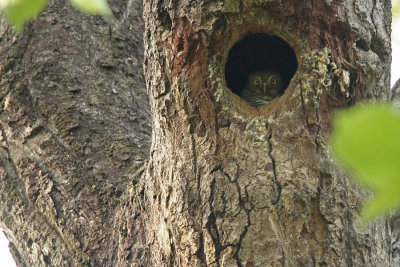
[1,0,48,32]
[69,0,112,17]
[330,103,400,222]
[394,0,400,18]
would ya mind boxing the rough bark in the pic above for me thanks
[0,0,394,266]
[143,0,392,266]
[0,0,151,265]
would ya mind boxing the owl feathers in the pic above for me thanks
[240,70,283,107]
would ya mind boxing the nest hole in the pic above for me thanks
[225,33,298,104]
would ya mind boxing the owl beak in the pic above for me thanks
[263,83,268,94]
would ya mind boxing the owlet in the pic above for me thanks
[240,70,283,107]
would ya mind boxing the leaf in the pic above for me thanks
[330,103,400,222]
[69,0,112,17]
[394,0,400,18]
[1,0,48,32]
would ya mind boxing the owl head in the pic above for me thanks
[247,70,283,99]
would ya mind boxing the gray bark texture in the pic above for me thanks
[0,0,394,266]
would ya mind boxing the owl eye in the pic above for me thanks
[270,77,277,85]
[253,79,259,85]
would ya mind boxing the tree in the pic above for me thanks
[0,0,393,266]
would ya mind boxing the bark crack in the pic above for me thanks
[194,231,207,265]
[222,166,252,266]
[312,96,322,153]
[266,129,281,205]
[233,210,250,267]
[206,175,222,266]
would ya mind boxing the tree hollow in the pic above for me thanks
[225,33,298,98]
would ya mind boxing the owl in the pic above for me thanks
[240,70,283,107]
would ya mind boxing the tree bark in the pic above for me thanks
[0,0,393,266]
[142,0,392,266]
[0,0,151,265]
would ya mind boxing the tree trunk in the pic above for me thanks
[0,0,393,266]
[0,0,151,265]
